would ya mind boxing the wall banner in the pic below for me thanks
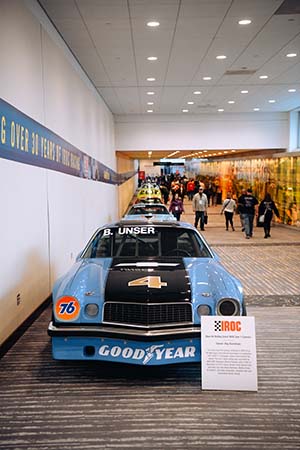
[0,98,136,185]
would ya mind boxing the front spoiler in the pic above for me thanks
[48,321,201,341]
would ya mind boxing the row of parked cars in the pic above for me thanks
[48,182,246,366]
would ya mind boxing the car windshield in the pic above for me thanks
[82,226,212,258]
[128,205,169,215]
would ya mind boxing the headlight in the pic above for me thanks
[197,304,211,317]
[85,303,99,317]
[217,298,240,316]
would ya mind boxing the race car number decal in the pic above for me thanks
[128,276,167,289]
[55,296,80,321]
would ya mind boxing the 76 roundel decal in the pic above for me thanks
[55,296,80,321]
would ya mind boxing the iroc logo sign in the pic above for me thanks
[214,320,242,332]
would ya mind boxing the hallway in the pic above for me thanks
[0,202,299,450]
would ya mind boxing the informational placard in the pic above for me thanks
[201,316,257,391]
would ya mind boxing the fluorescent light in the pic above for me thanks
[253,108,260,111]
[286,53,297,58]
[147,91,155,95]
[288,89,296,93]
[193,91,201,95]
[147,77,156,81]
[218,108,224,112]
[187,101,194,105]
[182,109,189,112]
[268,99,276,103]
[241,90,248,94]
[147,101,154,105]
[238,19,252,25]
[216,55,227,60]
[203,76,212,81]
[147,109,153,113]
[259,75,268,79]
[147,56,158,61]
[228,100,235,104]
[147,21,160,27]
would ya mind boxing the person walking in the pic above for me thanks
[237,188,247,231]
[192,186,208,231]
[239,188,258,239]
[220,192,236,231]
[169,193,184,221]
[258,193,280,238]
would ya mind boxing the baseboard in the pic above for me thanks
[0,295,52,359]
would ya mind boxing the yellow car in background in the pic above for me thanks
[136,184,162,203]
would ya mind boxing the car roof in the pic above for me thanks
[102,220,195,229]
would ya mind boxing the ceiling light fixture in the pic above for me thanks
[187,101,194,105]
[147,56,158,61]
[203,76,212,80]
[238,19,252,25]
[147,109,153,113]
[288,89,296,93]
[147,101,154,105]
[193,91,202,95]
[218,108,224,112]
[268,99,276,103]
[228,100,235,104]
[253,107,260,111]
[286,53,297,58]
[147,91,155,95]
[241,90,248,94]
[216,55,227,60]
[147,21,160,27]
[182,109,189,112]
[147,77,156,81]
[259,75,268,79]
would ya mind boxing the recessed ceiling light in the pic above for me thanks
[286,53,297,58]
[147,91,155,95]
[147,109,153,113]
[241,90,248,94]
[147,21,160,27]
[203,76,212,81]
[147,101,154,105]
[187,101,194,105]
[182,109,189,112]
[193,91,202,95]
[288,89,296,93]
[259,75,268,79]
[147,56,158,61]
[238,19,252,25]
[147,77,156,81]
[253,108,260,111]
[268,99,276,103]
[216,55,227,60]
[228,100,235,104]
[218,108,224,112]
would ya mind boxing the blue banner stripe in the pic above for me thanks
[0,98,136,185]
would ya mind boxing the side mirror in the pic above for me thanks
[76,251,82,261]
[212,250,220,261]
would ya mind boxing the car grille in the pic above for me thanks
[103,302,192,328]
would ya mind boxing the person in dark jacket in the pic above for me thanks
[258,193,280,238]
[169,193,184,221]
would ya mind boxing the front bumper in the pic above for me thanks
[48,322,201,365]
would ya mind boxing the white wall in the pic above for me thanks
[0,0,117,344]
[288,111,300,152]
[115,113,289,150]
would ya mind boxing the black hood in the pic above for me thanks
[105,258,191,303]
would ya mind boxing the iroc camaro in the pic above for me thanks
[48,221,245,365]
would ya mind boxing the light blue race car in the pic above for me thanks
[48,221,245,366]
[122,203,176,222]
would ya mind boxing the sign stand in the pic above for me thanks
[201,316,258,391]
